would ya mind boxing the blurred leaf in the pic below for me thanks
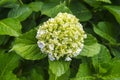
[12,29,46,60]
[92,45,111,74]
[41,3,72,17]
[49,70,56,80]
[102,76,120,80]
[84,0,111,8]
[0,0,17,6]
[8,5,32,21]
[28,1,43,12]
[112,0,120,5]
[0,52,20,79]
[0,18,22,37]
[1,71,19,80]
[111,47,120,57]
[71,63,95,80]
[28,68,44,80]
[0,49,5,54]
[22,18,36,32]
[93,22,118,44]
[19,63,45,80]
[77,34,101,57]
[97,0,111,3]
[49,0,64,3]
[80,43,101,57]
[0,35,9,45]
[0,8,11,19]
[49,60,70,78]
[105,6,120,24]
[92,45,111,65]
[102,58,120,80]
[2,3,19,8]
[19,77,26,80]
[109,58,120,74]
[69,0,92,22]
[57,70,70,80]
[84,0,101,8]
[49,69,70,80]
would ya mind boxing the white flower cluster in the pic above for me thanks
[36,12,87,61]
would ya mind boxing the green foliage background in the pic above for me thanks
[0,0,120,80]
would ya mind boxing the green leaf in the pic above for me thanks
[49,69,70,80]
[22,18,36,32]
[84,0,111,8]
[49,70,56,80]
[19,65,45,80]
[93,22,117,44]
[110,59,120,75]
[110,47,120,57]
[72,63,95,80]
[0,0,17,6]
[92,45,111,74]
[77,34,101,57]
[57,70,70,80]
[0,35,9,45]
[80,43,101,57]
[69,0,92,21]
[12,29,46,60]
[0,52,20,79]
[28,68,44,80]
[96,0,111,3]
[102,59,120,80]
[92,45,111,65]
[0,49,5,54]
[105,6,120,24]
[102,76,120,80]
[84,0,101,8]
[1,71,19,80]
[0,18,22,37]
[19,77,26,80]
[49,60,70,78]
[8,5,32,21]
[0,8,9,19]
[41,3,72,17]
[28,1,44,12]
[49,0,64,3]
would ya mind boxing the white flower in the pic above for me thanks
[67,49,72,54]
[75,48,82,56]
[74,35,78,39]
[65,57,72,61]
[80,44,84,49]
[36,12,87,61]
[36,30,46,38]
[37,41,45,49]
[49,18,54,22]
[49,44,54,50]
[72,43,78,48]
[84,34,87,38]
[48,54,55,61]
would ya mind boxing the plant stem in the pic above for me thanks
[18,0,23,5]
[66,0,71,6]
[55,76,57,80]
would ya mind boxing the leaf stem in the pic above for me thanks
[18,0,23,5]
[55,76,57,80]
[64,0,71,6]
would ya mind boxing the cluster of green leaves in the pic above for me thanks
[0,0,120,80]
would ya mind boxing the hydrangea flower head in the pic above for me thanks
[36,12,87,61]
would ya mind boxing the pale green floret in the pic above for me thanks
[36,12,87,61]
